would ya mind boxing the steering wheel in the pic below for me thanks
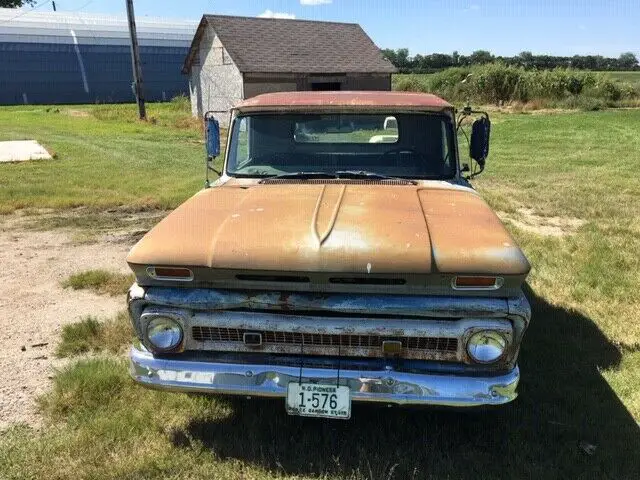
[376,147,428,164]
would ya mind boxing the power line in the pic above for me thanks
[71,0,94,12]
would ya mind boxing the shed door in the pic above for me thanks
[311,82,342,91]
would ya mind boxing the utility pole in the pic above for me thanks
[52,1,56,11]
[126,0,146,120]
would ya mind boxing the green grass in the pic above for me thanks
[62,269,134,296]
[0,101,224,213]
[608,70,640,85]
[56,312,134,357]
[1,106,640,478]
[2,323,639,480]
[474,111,640,351]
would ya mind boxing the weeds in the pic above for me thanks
[62,269,134,296]
[393,64,640,108]
[56,312,133,357]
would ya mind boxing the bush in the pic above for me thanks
[471,63,524,104]
[427,67,473,100]
[595,78,623,101]
[393,75,429,92]
[393,64,638,108]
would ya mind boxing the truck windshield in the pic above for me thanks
[226,113,456,179]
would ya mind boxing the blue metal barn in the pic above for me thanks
[0,8,197,105]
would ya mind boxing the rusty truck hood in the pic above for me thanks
[127,183,529,278]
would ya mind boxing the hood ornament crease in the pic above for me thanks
[312,184,347,247]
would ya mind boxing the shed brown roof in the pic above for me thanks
[183,15,396,74]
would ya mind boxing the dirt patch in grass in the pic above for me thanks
[63,109,91,118]
[21,207,168,244]
[498,207,586,236]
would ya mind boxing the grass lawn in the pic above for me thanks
[1,103,639,479]
[0,99,222,213]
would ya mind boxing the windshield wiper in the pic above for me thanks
[335,170,417,184]
[261,171,336,180]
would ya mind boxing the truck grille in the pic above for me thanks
[192,326,458,353]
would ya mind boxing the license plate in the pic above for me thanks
[286,382,351,419]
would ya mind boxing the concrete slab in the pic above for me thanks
[0,140,53,163]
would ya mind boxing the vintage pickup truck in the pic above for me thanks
[127,91,531,419]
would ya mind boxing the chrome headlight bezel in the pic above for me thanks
[466,330,507,364]
[145,316,183,352]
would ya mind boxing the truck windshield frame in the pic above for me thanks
[225,112,458,180]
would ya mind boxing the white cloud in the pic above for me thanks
[258,9,296,19]
[300,0,333,5]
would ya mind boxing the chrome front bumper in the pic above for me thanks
[130,345,520,407]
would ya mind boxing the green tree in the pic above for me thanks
[469,50,494,65]
[517,51,534,68]
[1,0,36,7]
[618,52,639,70]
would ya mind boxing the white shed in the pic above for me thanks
[182,15,396,124]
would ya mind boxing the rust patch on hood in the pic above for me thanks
[127,184,529,276]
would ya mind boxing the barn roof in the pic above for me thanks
[0,7,196,47]
[182,15,396,74]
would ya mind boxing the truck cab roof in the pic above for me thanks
[234,91,454,113]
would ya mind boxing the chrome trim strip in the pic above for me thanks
[129,345,520,407]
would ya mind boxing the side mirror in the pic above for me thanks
[205,113,220,158]
[469,116,490,168]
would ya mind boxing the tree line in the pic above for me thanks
[382,49,640,73]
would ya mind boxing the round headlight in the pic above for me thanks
[146,317,183,351]
[467,331,506,363]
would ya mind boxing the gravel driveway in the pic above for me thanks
[0,214,132,430]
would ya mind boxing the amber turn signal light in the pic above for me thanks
[147,266,194,281]
[453,276,502,289]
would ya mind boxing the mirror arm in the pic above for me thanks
[205,159,221,188]
[466,163,485,180]
[207,160,221,177]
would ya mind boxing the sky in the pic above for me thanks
[21,0,640,58]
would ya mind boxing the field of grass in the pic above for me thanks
[1,104,640,478]
[608,70,640,84]
[0,99,223,213]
